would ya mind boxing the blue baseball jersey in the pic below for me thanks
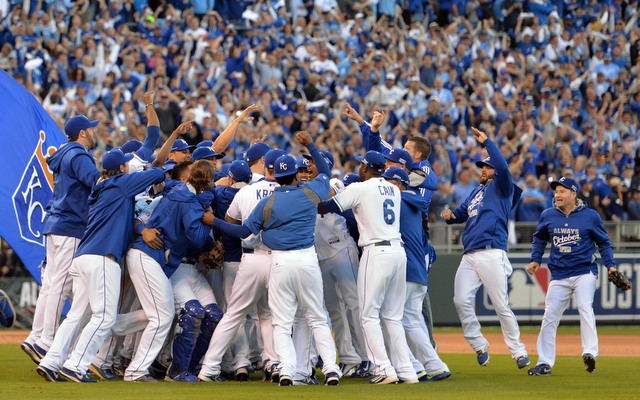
[213,185,244,262]
[399,189,430,286]
[530,204,616,280]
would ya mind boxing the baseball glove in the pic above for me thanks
[609,270,632,291]
[197,240,225,270]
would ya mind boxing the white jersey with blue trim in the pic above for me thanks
[226,178,279,249]
[331,177,402,247]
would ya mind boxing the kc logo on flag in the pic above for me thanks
[0,69,67,283]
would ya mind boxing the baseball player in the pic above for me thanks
[244,142,271,183]
[36,149,165,382]
[527,177,618,376]
[197,148,286,382]
[440,127,529,369]
[207,133,342,386]
[169,139,196,163]
[382,167,451,382]
[321,150,418,385]
[21,115,100,365]
[305,150,368,376]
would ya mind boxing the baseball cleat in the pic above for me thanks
[516,356,531,369]
[59,367,98,383]
[33,343,48,360]
[36,365,66,382]
[89,364,119,380]
[527,364,552,376]
[148,360,168,380]
[324,372,340,386]
[293,376,320,385]
[425,371,452,381]
[476,349,490,366]
[164,371,198,382]
[369,373,399,384]
[21,342,43,365]
[197,373,227,382]
[351,361,373,378]
[583,354,596,373]
[0,289,16,328]
[235,365,250,381]
[270,363,281,383]
[339,362,359,376]
[278,375,293,386]
[417,370,428,381]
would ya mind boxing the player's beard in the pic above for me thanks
[479,172,493,185]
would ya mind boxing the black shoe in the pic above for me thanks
[324,372,340,386]
[583,354,596,373]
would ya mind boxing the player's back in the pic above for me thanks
[333,177,402,247]
[227,178,279,249]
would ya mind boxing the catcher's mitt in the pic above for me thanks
[198,240,225,270]
[609,269,632,291]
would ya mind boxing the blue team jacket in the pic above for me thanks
[445,139,522,252]
[75,168,165,263]
[133,182,213,277]
[400,189,430,286]
[44,142,100,238]
[213,185,243,262]
[531,203,616,280]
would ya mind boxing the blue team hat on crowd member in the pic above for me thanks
[384,148,414,168]
[197,140,214,148]
[297,156,310,169]
[460,154,472,163]
[273,154,298,178]
[228,160,252,183]
[121,139,142,154]
[171,139,196,152]
[102,148,134,171]
[342,173,360,186]
[64,115,99,138]
[264,149,288,169]
[356,151,386,174]
[382,167,410,187]
[245,142,271,163]
[163,160,177,172]
[475,157,496,169]
[191,146,225,161]
[550,177,580,192]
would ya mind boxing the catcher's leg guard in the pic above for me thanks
[189,303,223,373]
[169,300,204,377]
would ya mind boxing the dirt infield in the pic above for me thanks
[2,330,638,356]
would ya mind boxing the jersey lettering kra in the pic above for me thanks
[332,177,402,247]
[227,179,279,249]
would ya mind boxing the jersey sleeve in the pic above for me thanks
[590,210,616,268]
[484,139,513,198]
[331,182,361,212]
[120,168,165,198]
[136,125,160,161]
[304,173,331,200]
[70,152,100,189]
[530,213,550,263]
[226,187,244,221]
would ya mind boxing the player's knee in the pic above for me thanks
[203,303,223,324]
[178,300,205,332]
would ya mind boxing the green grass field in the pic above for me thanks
[1,342,639,400]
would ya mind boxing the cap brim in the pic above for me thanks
[549,181,575,191]
[88,119,99,128]
[214,152,226,159]
[475,161,494,168]
[124,153,135,164]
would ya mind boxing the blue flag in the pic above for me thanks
[0,69,68,283]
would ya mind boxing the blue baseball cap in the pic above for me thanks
[273,154,298,178]
[342,173,360,186]
[197,140,214,148]
[475,157,495,169]
[303,150,335,169]
[64,115,98,138]
[121,139,142,154]
[245,142,271,163]
[382,167,410,187]
[228,160,252,183]
[163,160,177,172]
[296,156,310,169]
[550,177,580,192]
[384,148,414,167]
[191,146,225,161]
[102,148,134,171]
[264,149,287,169]
[356,150,386,174]
[171,139,196,152]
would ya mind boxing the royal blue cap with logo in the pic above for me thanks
[245,142,271,163]
[342,173,360,186]
[297,156,310,169]
[102,148,134,171]
[171,139,196,152]
[356,150,386,173]
[384,148,414,167]
[550,177,580,192]
[303,150,335,169]
[121,139,142,154]
[382,167,410,187]
[273,154,298,178]
[65,115,99,138]
[264,149,287,169]
[191,146,225,161]
[475,157,496,169]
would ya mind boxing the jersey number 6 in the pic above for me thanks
[383,199,395,225]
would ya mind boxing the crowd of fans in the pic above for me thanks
[2,0,640,228]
